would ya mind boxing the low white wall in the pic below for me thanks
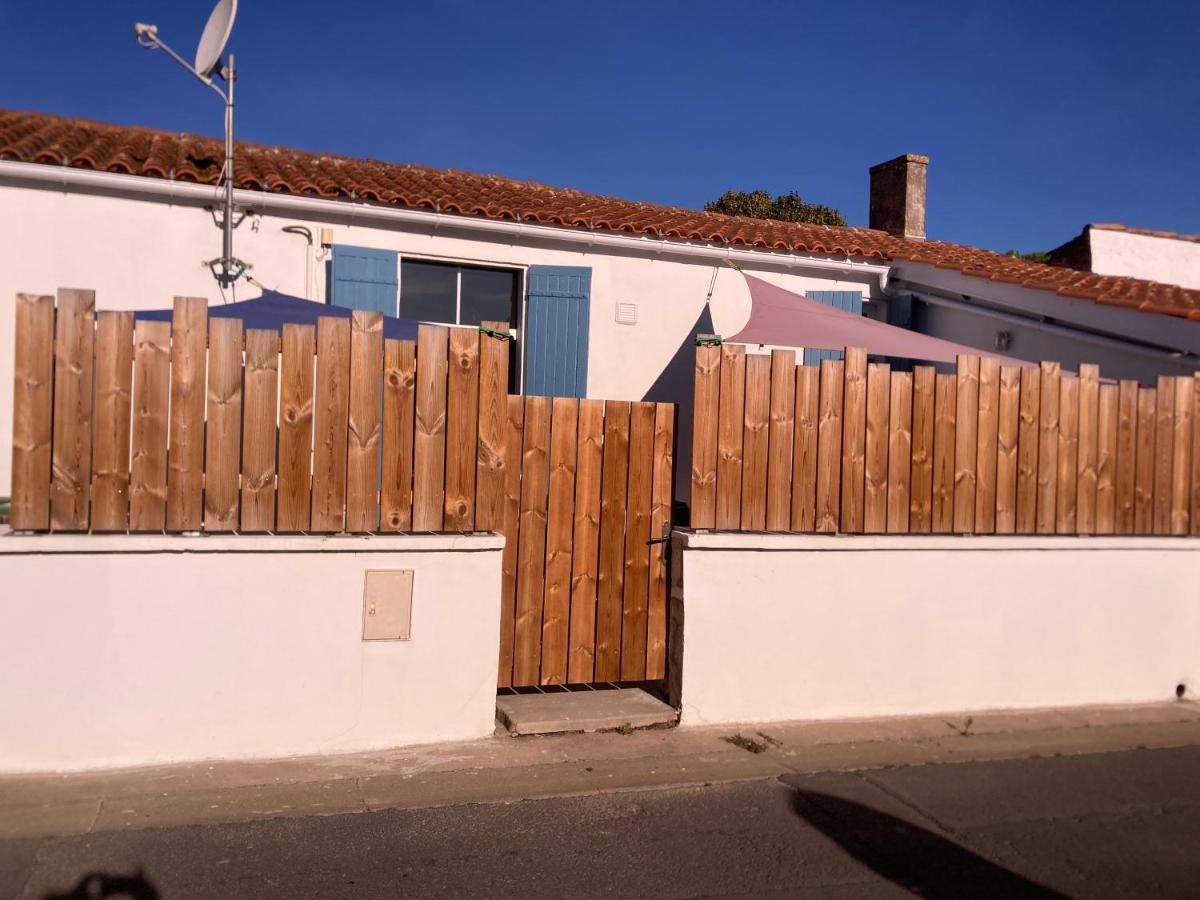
[672,532,1200,726]
[0,532,503,773]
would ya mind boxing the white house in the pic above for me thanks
[2,108,1198,498]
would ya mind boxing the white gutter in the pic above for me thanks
[0,160,892,290]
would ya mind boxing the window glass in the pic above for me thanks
[399,260,457,323]
[460,267,518,327]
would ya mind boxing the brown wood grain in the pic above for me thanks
[10,294,55,530]
[1134,386,1156,535]
[953,355,980,533]
[864,362,891,533]
[994,366,1021,534]
[50,289,96,531]
[1193,375,1200,536]
[240,329,279,531]
[791,365,820,532]
[165,296,206,532]
[1055,375,1079,535]
[413,324,449,531]
[840,347,868,533]
[815,359,845,533]
[1095,382,1118,535]
[496,395,524,688]
[90,310,134,531]
[203,316,243,532]
[974,357,1000,534]
[346,311,383,532]
[475,322,511,532]
[513,396,551,687]
[381,339,416,531]
[1036,361,1061,535]
[689,344,721,528]
[595,400,631,681]
[568,399,604,684]
[621,402,656,681]
[311,316,351,532]
[1015,367,1041,534]
[739,353,770,530]
[130,320,171,531]
[541,397,578,685]
[715,343,746,529]
[1152,376,1175,535]
[444,326,480,531]
[1115,380,1138,534]
[277,324,315,532]
[1076,364,1100,534]
[886,370,912,533]
[646,402,674,681]
[1170,375,1193,536]
[909,366,935,533]
[931,373,957,533]
[765,349,796,531]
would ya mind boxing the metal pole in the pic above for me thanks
[223,53,235,283]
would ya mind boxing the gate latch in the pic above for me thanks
[643,525,672,561]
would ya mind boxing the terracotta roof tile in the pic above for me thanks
[4,107,1200,320]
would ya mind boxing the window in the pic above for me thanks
[399,260,520,329]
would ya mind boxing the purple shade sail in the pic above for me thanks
[730,274,1020,366]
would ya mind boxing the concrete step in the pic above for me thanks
[496,688,678,736]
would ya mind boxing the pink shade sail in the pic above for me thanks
[730,274,1020,366]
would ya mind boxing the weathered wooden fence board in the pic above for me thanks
[740,354,770,530]
[995,365,1021,534]
[1095,382,1118,535]
[646,402,674,680]
[909,366,935,533]
[715,343,745,529]
[840,347,868,533]
[864,362,890,533]
[381,338,417,531]
[541,397,577,685]
[51,289,97,531]
[165,297,205,532]
[568,399,604,685]
[277,323,315,532]
[1076,365,1100,534]
[444,325,480,531]
[203,317,244,532]
[10,294,54,530]
[1152,377,1175,535]
[595,400,631,681]
[766,349,796,532]
[885,370,912,534]
[1134,385,1157,534]
[790,365,820,531]
[241,329,279,531]
[311,316,351,532]
[974,357,1000,534]
[496,395,524,688]
[513,395,550,687]
[620,402,656,681]
[413,324,449,531]
[91,311,134,532]
[953,355,980,533]
[346,311,383,532]
[689,344,721,529]
[815,359,844,533]
[130,320,170,531]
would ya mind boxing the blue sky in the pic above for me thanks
[3,1,1197,253]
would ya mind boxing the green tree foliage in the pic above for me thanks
[704,190,846,227]
[1005,249,1050,263]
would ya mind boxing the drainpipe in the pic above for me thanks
[281,225,314,299]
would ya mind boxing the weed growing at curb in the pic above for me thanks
[615,722,634,735]
[724,733,768,753]
[945,716,975,737]
[756,731,782,748]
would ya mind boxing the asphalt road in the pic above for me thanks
[6,745,1200,899]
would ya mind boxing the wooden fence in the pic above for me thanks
[9,290,673,687]
[691,342,1200,536]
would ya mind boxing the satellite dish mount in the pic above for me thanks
[135,0,245,288]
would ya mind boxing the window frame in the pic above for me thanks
[397,253,527,392]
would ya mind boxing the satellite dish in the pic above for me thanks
[194,0,238,78]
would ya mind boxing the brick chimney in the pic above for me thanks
[869,154,928,241]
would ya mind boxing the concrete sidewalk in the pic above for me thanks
[2,701,1198,840]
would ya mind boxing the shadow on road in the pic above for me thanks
[41,870,161,900]
[788,787,1069,899]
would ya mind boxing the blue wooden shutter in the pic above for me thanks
[330,245,398,315]
[802,290,863,365]
[523,266,591,397]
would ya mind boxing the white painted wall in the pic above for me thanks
[1089,228,1200,291]
[0,532,503,773]
[672,532,1200,726]
[0,179,879,495]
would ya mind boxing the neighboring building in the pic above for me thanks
[1048,223,1200,291]
[1,108,1199,496]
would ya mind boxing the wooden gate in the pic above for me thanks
[9,290,675,688]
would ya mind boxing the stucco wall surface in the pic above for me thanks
[1089,229,1200,291]
[0,533,503,773]
[0,181,879,495]
[672,532,1200,727]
